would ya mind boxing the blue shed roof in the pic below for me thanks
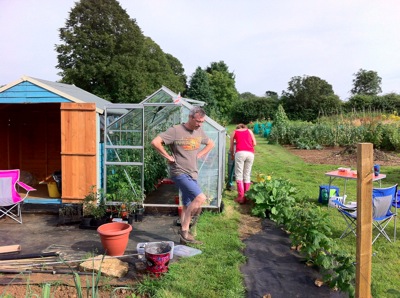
[0,76,113,114]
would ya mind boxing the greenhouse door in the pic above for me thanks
[103,104,145,203]
[61,103,97,203]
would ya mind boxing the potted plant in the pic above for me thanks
[82,186,107,227]
[116,184,145,224]
[134,203,145,222]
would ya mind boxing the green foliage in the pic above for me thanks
[186,67,215,114]
[144,143,168,193]
[114,183,145,214]
[165,53,188,90]
[245,176,297,225]
[386,123,400,150]
[246,172,355,296]
[326,252,356,297]
[269,104,290,144]
[286,198,335,259]
[136,37,186,98]
[351,68,382,96]
[345,94,375,111]
[231,94,277,124]
[266,111,400,151]
[281,75,340,121]
[83,186,106,219]
[206,61,239,121]
[105,143,167,200]
[56,0,186,103]
[56,0,145,103]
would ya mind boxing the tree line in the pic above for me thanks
[55,0,399,125]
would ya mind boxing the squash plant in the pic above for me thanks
[245,174,297,225]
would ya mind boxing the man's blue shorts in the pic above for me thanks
[171,174,202,206]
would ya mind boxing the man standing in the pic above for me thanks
[151,106,214,244]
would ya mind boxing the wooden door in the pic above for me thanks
[61,103,97,203]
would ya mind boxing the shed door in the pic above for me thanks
[61,103,97,203]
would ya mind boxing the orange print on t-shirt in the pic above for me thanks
[175,137,201,151]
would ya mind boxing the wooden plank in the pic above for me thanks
[356,143,373,298]
[0,245,21,254]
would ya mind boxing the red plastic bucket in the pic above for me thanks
[145,242,172,275]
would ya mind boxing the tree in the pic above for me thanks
[351,68,382,96]
[265,91,279,101]
[55,0,145,102]
[186,67,215,113]
[231,95,277,124]
[55,0,186,103]
[165,53,187,90]
[205,61,239,121]
[136,37,186,99]
[379,93,400,114]
[345,94,374,112]
[281,75,341,121]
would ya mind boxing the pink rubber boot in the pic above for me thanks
[235,181,245,204]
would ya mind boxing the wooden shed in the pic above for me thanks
[0,76,112,203]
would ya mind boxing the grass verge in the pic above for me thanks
[135,127,400,297]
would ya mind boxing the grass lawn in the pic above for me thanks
[136,128,400,298]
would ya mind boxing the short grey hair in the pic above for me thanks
[189,106,206,118]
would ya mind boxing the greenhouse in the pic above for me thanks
[103,86,226,211]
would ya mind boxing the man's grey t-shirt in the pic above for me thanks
[159,124,210,180]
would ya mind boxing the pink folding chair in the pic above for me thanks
[0,169,36,224]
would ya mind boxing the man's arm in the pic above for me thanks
[197,139,214,159]
[151,136,175,163]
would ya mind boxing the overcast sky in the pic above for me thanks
[1,0,399,100]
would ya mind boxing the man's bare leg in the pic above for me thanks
[180,193,206,242]
[189,207,202,237]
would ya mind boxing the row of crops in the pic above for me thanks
[251,107,400,151]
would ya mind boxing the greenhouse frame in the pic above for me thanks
[103,86,226,210]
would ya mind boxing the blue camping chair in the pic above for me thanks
[393,190,400,209]
[332,184,398,244]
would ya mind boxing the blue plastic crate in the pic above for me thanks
[318,185,340,204]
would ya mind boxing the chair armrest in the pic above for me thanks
[16,181,37,192]
[332,199,346,208]
[332,199,357,211]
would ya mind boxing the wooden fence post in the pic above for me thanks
[356,143,373,298]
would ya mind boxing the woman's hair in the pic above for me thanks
[236,123,247,129]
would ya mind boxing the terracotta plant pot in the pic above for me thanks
[97,222,132,256]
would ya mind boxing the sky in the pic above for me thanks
[1,0,399,101]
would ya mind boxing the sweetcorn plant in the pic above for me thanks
[245,175,297,225]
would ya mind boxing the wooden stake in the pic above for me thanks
[356,143,373,298]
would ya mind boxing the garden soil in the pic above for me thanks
[0,146,396,297]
